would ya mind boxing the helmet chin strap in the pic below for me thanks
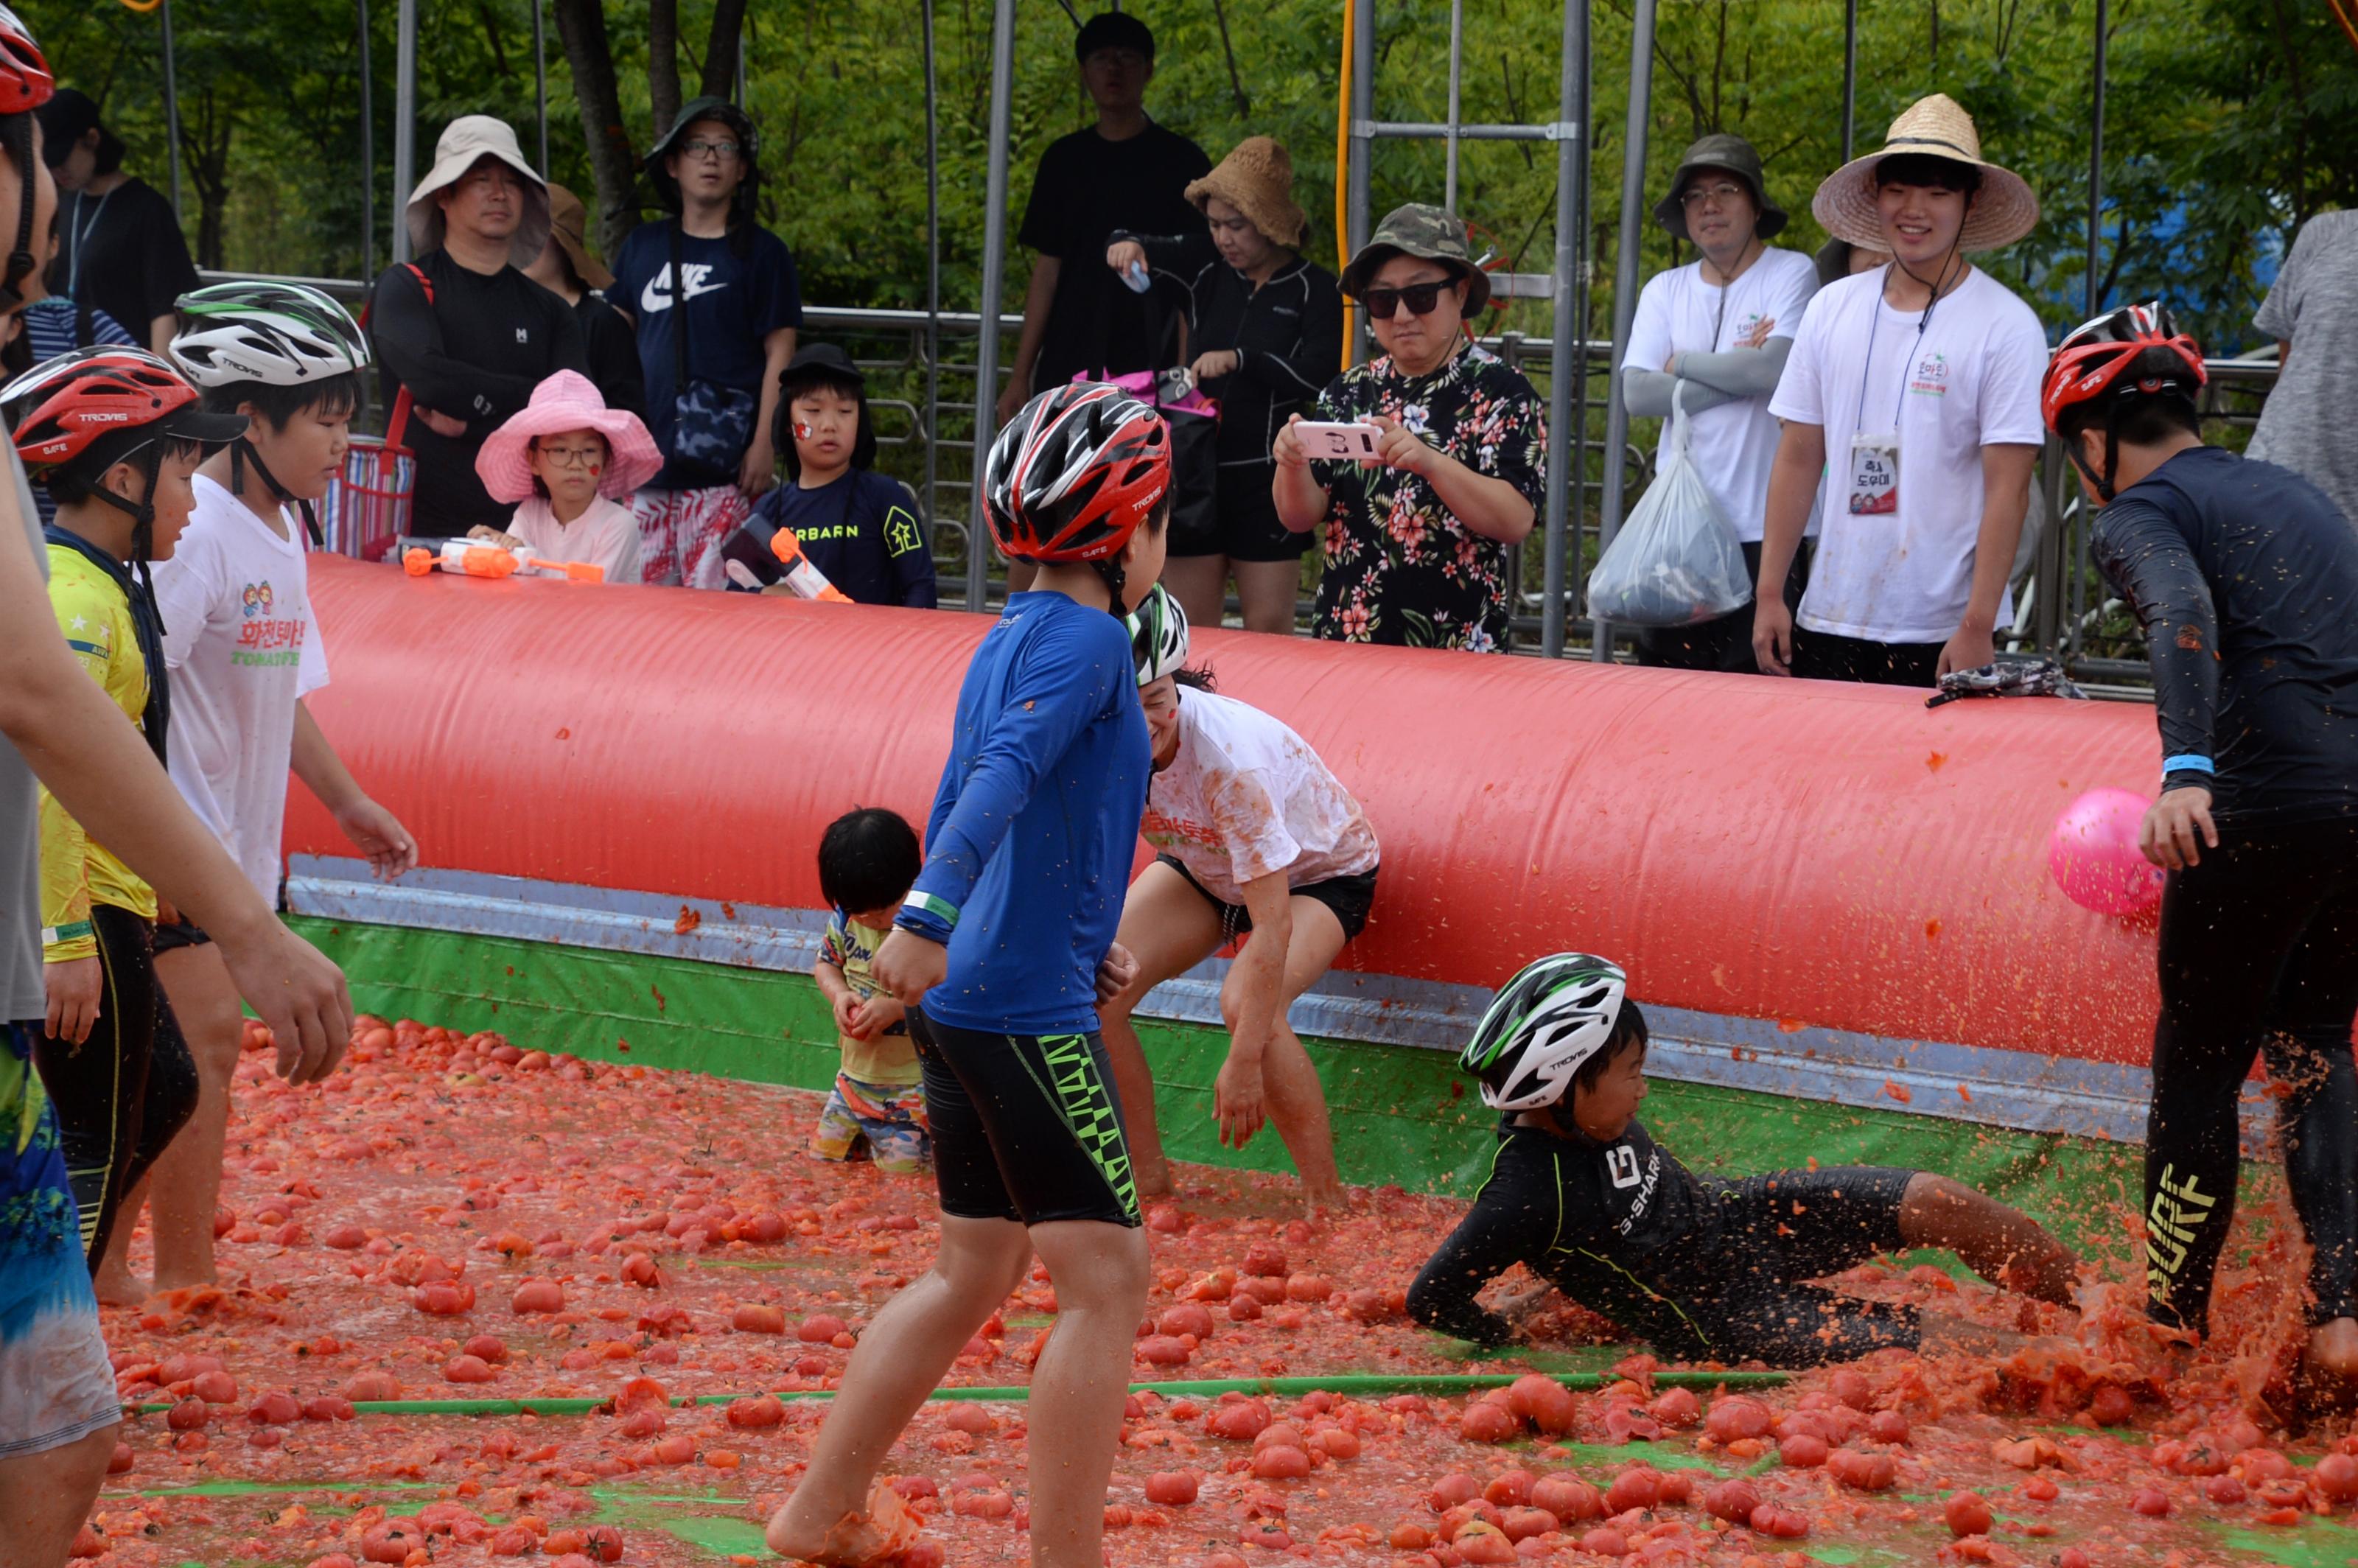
[2062,404,2124,504]
[1094,557,1130,619]
[231,434,324,547]
[85,444,169,600]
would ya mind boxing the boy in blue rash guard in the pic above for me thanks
[768,381,1171,1568]
[2043,302,2358,1402]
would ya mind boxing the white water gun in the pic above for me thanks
[400,536,605,584]
[718,524,853,603]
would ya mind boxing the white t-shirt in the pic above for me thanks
[1768,267,2048,644]
[1621,247,1819,543]
[153,476,329,903]
[504,494,642,584]
[1143,688,1379,906]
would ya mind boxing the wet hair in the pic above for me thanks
[199,372,363,431]
[2054,349,2203,448]
[1874,153,1981,198]
[1172,665,1217,693]
[817,807,923,916]
[43,437,204,507]
[1569,1001,1650,1099]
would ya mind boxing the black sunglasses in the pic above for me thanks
[1361,280,1452,319]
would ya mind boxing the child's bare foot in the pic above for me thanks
[765,1480,921,1565]
[93,1261,149,1307]
[149,1262,220,1294]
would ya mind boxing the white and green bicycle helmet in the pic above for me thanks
[169,281,370,388]
[1126,581,1190,686]
[1460,953,1629,1111]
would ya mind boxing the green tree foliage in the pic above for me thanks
[20,0,2352,353]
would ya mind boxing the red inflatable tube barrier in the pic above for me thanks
[287,559,2164,1065]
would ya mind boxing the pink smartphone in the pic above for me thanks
[1294,421,1384,460]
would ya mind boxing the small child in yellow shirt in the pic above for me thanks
[811,808,928,1173]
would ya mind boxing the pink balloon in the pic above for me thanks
[2048,788,2164,915]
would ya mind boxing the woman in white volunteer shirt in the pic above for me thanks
[121,284,417,1298]
[1620,133,1821,672]
[1753,94,2047,687]
[1098,587,1379,1208]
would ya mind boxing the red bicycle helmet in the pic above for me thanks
[2040,300,2205,435]
[0,4,50,116]
[984,382,1170,566]
[7,348,217,470]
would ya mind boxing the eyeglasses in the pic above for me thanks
[1361,281,1451,319]
[681,139,741,162]
[1206,214,1256,237]
[532,442,605,469]
[1681,181,1749,209]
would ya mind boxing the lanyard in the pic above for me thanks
[66,188,114,301]
[1853,262,1953,434]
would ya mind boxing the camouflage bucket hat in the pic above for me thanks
[1340,203,1491,313]
[1652,132,1788,242]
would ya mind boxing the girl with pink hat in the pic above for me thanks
[471,369,661,584]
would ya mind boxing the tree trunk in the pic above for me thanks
[649,0,683,137]
[550,0,640,256]
[701,0,749,101]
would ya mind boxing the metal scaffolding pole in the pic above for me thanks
[357,0,373,279]
[391,0,417,264]
[1540,0,1585,657]
[158,0,186,222]
[2085,0,2109,318]
[1592,0,1656,661]
[531,0,549,175]
[1841,0,1858,164]
[923,0,942,558]
[1444,0,1464,213]
[1347,0,1376,364]
[965,0,1018,612]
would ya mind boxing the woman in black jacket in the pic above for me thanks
[1108,138,1342,635]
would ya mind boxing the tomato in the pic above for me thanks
[1206,1398,1272,1441]
[1603,1465,1661,1514]
[1144,1470,1201,1506]
[1704,1396,1772,1443]
[1530,1475,1601,1523]
[2317,1452,2358,1502]
[1866,1409,1910,1445]
[726,1394,785,1429]
[1702,1478,1760,1524]
[1780,1432,1830,1468]
[1483,1469,1533,1507]
[1430,1473,1482,1511]
[511,1279,565,1314]
[2129,1486,2172,1516]
[1943,1491,1995,1537]
[1458,1401,1519,1443]
[1249,1445,1309,1480]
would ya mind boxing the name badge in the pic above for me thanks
[1847,431,1900,516]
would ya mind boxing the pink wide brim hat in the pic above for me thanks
[475,371,662,503]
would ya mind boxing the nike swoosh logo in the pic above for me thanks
[640,269,731,313]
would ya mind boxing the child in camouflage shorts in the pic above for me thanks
[810,808,930,1173]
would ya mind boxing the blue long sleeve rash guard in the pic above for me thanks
[898,592,1150,1034]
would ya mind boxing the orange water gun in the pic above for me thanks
[402,536,606,584]
[720,525,853,603]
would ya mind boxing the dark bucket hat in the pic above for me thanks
[1340,203,1491,312]
[1653,133,1787,242]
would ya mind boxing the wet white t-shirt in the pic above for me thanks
[1621,247,1819,543]
[153,476,329,903]
[1768,267,2046,644]
[1143,688,1379,906]
[503,494,642,584]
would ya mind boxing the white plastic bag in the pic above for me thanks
[1585,385,1753,627]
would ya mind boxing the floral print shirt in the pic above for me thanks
[1306,344,1547,651]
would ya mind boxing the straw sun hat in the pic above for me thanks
[1186,137,1309,249]
[1811,94,2040,253]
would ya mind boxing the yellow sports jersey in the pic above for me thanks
[821,911,920,1087]
[40,542,156,962]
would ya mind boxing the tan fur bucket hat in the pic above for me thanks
[1185,137,1309,250]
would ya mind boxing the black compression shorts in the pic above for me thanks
[1157,853,1379,945]
[1678,1166,1920,1365]
[908,1011,1142,1228]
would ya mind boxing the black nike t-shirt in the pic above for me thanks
[1016,122,1210,393]
[48,178,198,348]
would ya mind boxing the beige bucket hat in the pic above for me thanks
[1811,94,2040,253]
[1185,137,1309,249]
[405,115,551,269]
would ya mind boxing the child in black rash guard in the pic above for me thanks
[1407,954,2077,1367]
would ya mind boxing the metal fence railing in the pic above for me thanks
[200,269,2280,687]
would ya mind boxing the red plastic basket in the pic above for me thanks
[318,393,416,562]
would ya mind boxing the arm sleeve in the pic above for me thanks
[368,265,545,427]
[1671,337,1794,399]
[819,911,848,970]
[2253,219,2309,340]
[883,482,938,610]
[1240,273,1345,400]
[2091,500,2220,786]
[900,618,1125,937]
[1623,365,1739,419]
[1127,227,1220,280]
[1406,1172,1538,1346]
[1619,275,1674,377]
